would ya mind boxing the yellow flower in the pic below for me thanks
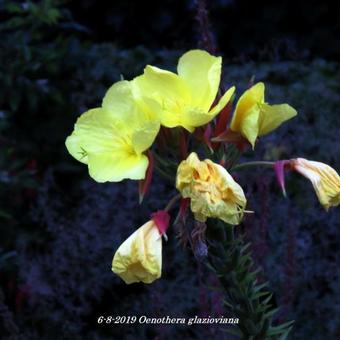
[132,49,235,132]
[230,82,297,148]
[176,152,247,225]
[112,220,162,284]
[291,158,340,210]
[65,81,160,182]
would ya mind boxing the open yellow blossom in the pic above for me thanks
[132,49,235,132]
[112,220,162,284]
[230,82,297,148]
[65,81,160,183]
[291,158,340,210]
[176,152,247,225]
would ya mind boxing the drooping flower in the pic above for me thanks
[176,152,247,225]
[291,158,340,210]
[65,81,160,182]
[230,82,297,148]
[112,211,170,284]
[132,49,235,132]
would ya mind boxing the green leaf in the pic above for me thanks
[264,307,280,319]
[206,227,293,339]
[266,320,295,336]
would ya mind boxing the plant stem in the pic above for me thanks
[154,165,175,183]
[164,194,181,212]
[225,225,234,243]
[231,161,275,172]
[206,221,294,339]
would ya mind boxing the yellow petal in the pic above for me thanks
[65,108,125,162]
[180,86,236,132]
[181,108,213,132]
[65,133,88,164]
[175,152,201,191]
[131,50,232,131]
[292,158,340,210]
[102,80,160,129]
[112,221,162,284]
[132,66,191,129]
[238,106,260,148]
[102,80,135,120]
[132,121,160,154]
[156,107,182,129]
[88,152,148,183]
[65,108,150,182]
[209,86,235,116]
[258,103,297,136]
[176,152,247,225]
[230,82,265,132]
[177,49,222,111]
[138,65,190,109]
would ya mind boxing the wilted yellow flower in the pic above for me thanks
[112,220,162,284]
[176,152,247,225]
[65,81,160,182]
[132,49,235,132]
[291,158,340,210]
[230,82,297,148]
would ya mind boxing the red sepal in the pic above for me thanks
[138,150,154,204]
[274,160,292,197]
[151,210,170,235]
[211,128,251,151]
[214,99,233,138]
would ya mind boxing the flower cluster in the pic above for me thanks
[66,49,339,284]
[65,50,234,182]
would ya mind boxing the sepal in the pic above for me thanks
[138,150,154,203]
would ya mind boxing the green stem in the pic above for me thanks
[206,223,294,339]
[154,165,175,183]
[231,161,275,172]
[225,225,234,243]
[164,194,181,212]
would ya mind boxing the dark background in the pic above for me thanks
[69,0,340,60]
[0,0,339,339]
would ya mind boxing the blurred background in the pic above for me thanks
[0,0,339,338]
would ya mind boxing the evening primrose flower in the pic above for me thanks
[291,158,340,210]
[230,82,297,148]
[112,211,170,284]
[65,81,160,182]
[132,49,235,132]
[176,152,247,225]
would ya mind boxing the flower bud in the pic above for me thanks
[111,212,170,284]
[291,158,340,210]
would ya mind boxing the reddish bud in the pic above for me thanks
[274,160,291,197]
[151,210,170,236]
